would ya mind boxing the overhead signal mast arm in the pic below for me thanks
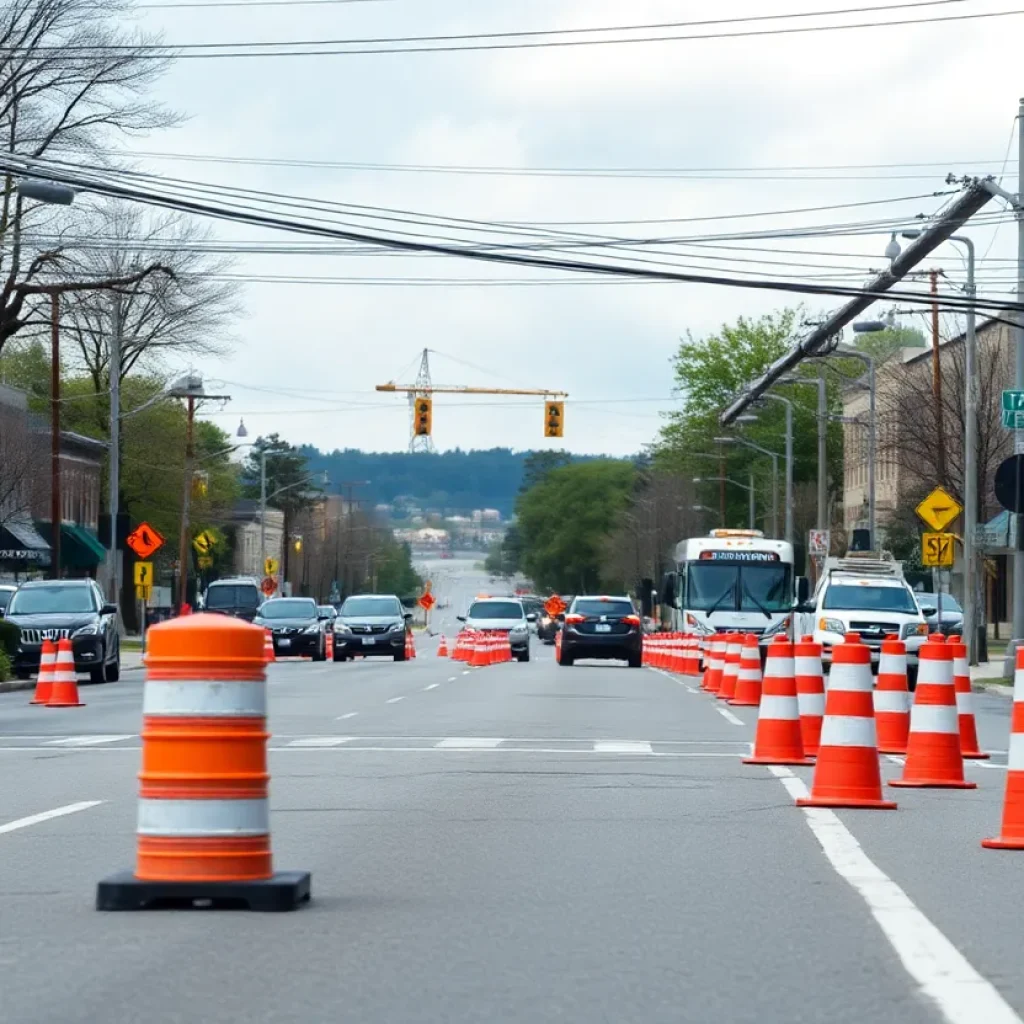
[376,383,569,397]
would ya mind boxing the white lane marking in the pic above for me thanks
[594,741,654,754]
[386,696,406,704]
[286,737,354,747]
[271,747,740,756]
[0,801,103,835]
[45,735,133,746]
[447,676,457,682]
[336,712,359,720]
[716,706,745,726]
[769,766,1022,1024]
[684,684,699,693]
[461,670,471,676]
[424,683,440,691]
[435,737,505,749]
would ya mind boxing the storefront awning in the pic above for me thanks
[33,522,107,569]
[0,519,51,566]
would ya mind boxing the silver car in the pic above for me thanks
[459,597,533,663]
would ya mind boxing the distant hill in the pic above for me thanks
[300,447,572,517]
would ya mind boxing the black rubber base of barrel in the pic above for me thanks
[95,870,311,912]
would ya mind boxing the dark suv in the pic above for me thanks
[203,578,263,621]
[558,595,643,668]
[334,594,410,661]
[254,597,329,660]
[6,579,120,683]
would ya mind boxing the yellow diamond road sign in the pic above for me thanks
[915,486,962,533]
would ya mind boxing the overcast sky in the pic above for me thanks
[118,0,1023,456]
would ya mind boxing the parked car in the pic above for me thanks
[333,594,411,662]
[254,597,329,660]
[5,579,120,683]
[203,577,263,622]
[459,597,532,662]
[916,592,964,637]
[558,595,643,668]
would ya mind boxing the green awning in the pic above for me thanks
[34,522,108,569]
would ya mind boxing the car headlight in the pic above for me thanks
[819,617,846,635]
[903,622,929,638]
[334,623,351,634]
[388,621,405,632]
[510,624,527,634]
[303,624,321,634]
[72,623,100,637]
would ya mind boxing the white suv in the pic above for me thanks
[794,556,932,686]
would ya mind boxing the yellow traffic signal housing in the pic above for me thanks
[414,397,433,436]
[544,401,564,438]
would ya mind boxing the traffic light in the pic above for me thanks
[293,535,303,554]
[414,397,433,436]
[544,401,564,438]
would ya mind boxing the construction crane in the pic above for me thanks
[377,349,568,453]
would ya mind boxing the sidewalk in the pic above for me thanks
[0,648,146,694]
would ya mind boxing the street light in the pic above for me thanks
[904,228,982,664]
[693,475,755,529]
[714,436,780,538]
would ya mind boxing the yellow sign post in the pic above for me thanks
[192,530,217,555]
[915,486,963,533]
[921,532,956,568]
[133,561,153,587]
[264,557,279,577]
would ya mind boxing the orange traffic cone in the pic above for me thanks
[703,636,725,693]
[797,634,896,809]
[437,635,449,657]
[874,638,910,755]
[744,637,810,765]
[470,633,487,668]
[325,631,334,660]
[263,628,276,664]
[46,638,84,708]
[891,635,975,789]
[794,635,825,757]
[949,636,987,759]
[408,632,416,659]
[30,639,57,705]
[983,646,1024,849]
[729,634,762,707]
[717,634,742,701]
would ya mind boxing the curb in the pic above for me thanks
[973,682,1012,697]
[1,663,145,693]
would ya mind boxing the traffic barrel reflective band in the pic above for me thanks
[729,634,762,707]
[874,638,910,755]
[983,646,1024,849]
[949,636,987,759]
[794,635,824,757]
[744,636,810,766]
[891,635,975,790]
[703,636,726,694]
[717,634,742,702]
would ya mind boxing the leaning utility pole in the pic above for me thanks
[930,269,947,484]
[1014,97,1024,644]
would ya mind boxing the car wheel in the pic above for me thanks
[89,662,105,685]
[15,669,30,681]
[312,638,327,663]
[105,654,120,682]
[627,653,643,669]
[516,650,530,663]
[394,649,407,662]
[332,648,345,662]
[559,654,574,666]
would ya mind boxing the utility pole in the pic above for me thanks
[748,472,755,531]
[719,454,726,526]
[106,293,121,602]
[49,291,61,579]
[1014,97,1024,645]
[930,269,947,485]
[177,395,196,613]
[817,364,828,533]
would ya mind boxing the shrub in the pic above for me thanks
[0,648,11,683]
[0,618,18,657]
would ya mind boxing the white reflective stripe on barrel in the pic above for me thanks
[764,658,795,680]
[797,692,825,717]
[917,659,953,688]
[794,656,822,677]
[819,715,877,747]
[1014,668,1024,703]
[953,657,969,677]
[738,668,761,681]
[1008,734,1024,771]
[758,694,799,720]
[137,798,269,837]
[143,680,267,717]
[909,703,959,735]
[874,690,908,713]
[878,653,907,675]
[955,691,973,714]
[827,660,872,692]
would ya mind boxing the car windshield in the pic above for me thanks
[205,585,260,611]
[260,599,317,620]
[8,585,96,615]
[823,584,919,614]
[318,606,335,617]
[469,601,523,619]
[918,593,961,613]
[573,599,634,617]
[341,597,402,617]
[686,563,792,613]
[0,589,13,611]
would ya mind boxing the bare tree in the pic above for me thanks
[0,398,43,528]
[59,201,239,398]
[0,0,178,352]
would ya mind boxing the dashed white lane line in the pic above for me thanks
[45,735,132,747]
[461,670,471,676]
[386,696,405,704]
[435,737,505,749]
[447,676,457,682]
[715,706,745,726]
[594,741,654,754]
[424,683,440,691]
[336,712,359,721]
[287,737,354,748]
[769,766,1022,1024]
[0,801,103,835]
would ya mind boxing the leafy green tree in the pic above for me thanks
[373,537,421,596]
[519,450,572,493]
[516,460,635,592]
[853,325,926,364]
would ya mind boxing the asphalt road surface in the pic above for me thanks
[3,566,1024,1023]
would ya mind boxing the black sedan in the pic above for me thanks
[558,595,643,668]
[254,597,330,660]
[333,594,411,662]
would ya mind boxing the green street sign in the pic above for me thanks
[1002,410,1024,429]
[1002,390,1024,413]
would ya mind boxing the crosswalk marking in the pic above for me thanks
[434,737,505,749]
[286,737,354,748]
[44,735,133,747]
[593,741,653,754]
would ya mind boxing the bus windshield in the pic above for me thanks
[686,562,791,615]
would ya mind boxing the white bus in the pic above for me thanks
[661,530,801,647]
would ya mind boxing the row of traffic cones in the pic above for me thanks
[29,639,85,707]
[642,633,703,675]
[444,630,512,666]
